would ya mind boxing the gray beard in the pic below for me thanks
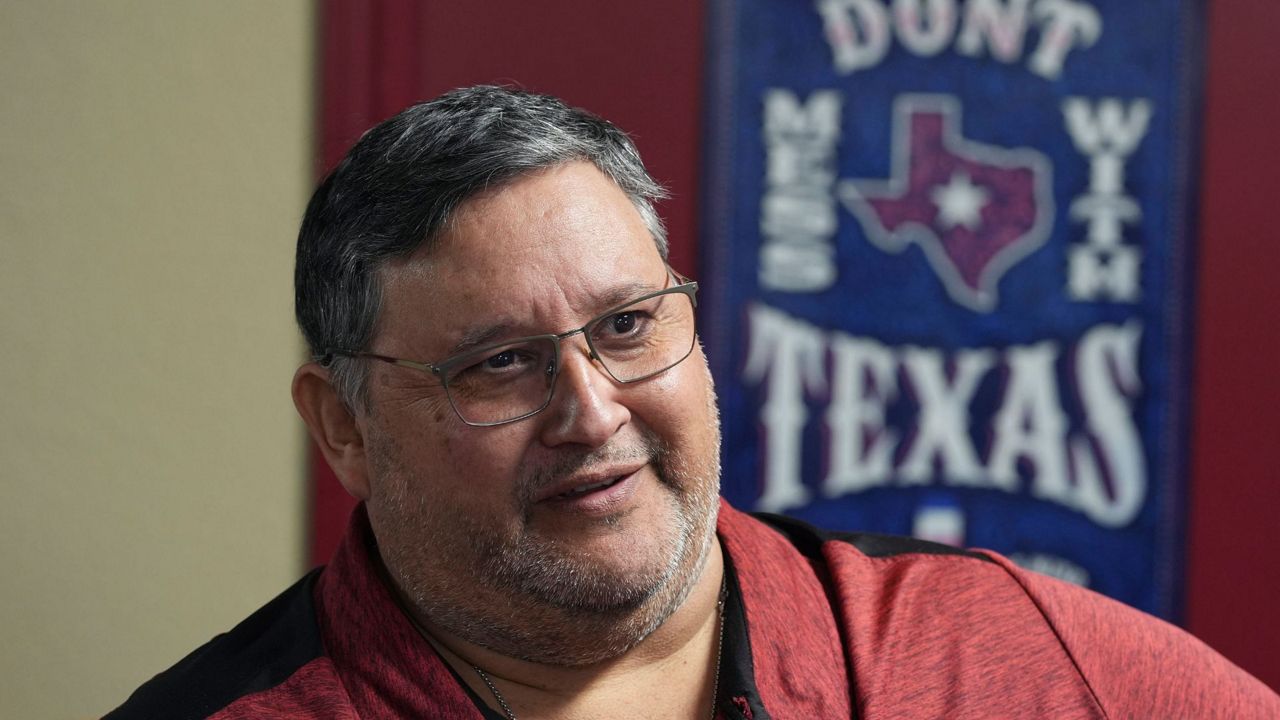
[371,418,722,666]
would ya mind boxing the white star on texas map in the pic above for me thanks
[931,171,990,231]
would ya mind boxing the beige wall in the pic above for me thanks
[0,3,314,716]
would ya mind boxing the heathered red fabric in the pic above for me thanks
[719,502,1278,718]
[207,659,356,720]
[987,550,1277,718]
[717,502,853,717]
[310,507,490,718]
[110,500,1280,718]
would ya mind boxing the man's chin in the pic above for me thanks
[500,533,681,613]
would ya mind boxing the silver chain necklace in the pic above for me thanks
[472,663,521,720]
[473,577,730,720]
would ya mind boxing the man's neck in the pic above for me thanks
[412,539,727,720]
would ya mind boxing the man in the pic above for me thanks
[109,86,1277,719]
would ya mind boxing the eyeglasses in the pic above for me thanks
[322,275,698,427]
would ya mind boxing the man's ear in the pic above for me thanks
[292,362,371,501]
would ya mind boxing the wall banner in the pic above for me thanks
[701,0,1202,617]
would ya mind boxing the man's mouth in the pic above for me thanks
[529,463,647,513]
[554,476,625,499]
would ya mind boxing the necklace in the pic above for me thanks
[708,573,729,718]
[473,663,519,720]
[473,576,730,720]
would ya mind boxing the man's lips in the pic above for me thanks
[532,464,645,503]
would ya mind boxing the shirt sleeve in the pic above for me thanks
[986,552,1280,719]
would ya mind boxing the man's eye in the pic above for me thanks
[485,350,518,369]
[593,310,655,345]
[458,347,536,378]
[609,312,638,335]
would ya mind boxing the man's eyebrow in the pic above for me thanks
[447,323,514,357]
[595,280,664,311]
[444,279,667,358]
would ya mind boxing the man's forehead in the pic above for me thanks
[389,161,648,262]
[382,254,667,328]
[377,232,665,313]
[371,160,668,352]
[392,165,655,273]
[376,267,673,360]
[436,276,668,356]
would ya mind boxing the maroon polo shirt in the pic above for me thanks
[107,500,1278,718]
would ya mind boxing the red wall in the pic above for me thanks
[1186,0,1280,691]
[313,0,1280,690]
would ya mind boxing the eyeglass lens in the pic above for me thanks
[442,289,696,425]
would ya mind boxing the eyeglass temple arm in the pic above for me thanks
[318,349,439,375]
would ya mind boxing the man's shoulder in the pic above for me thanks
[987,552,1280,716]
[717,503,1003,602]
[104,569,342,720]
[747,509,995,563]
[727,507,1280,717]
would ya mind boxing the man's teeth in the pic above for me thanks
[559,477,619,498]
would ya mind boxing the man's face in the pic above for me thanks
[357,161,721,665]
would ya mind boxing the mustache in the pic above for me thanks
[516,429,666,507]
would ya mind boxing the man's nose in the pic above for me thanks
[537,339,630,448]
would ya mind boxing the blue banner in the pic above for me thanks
[701,0,1202,618]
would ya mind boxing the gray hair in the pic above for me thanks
[295,86,669,411]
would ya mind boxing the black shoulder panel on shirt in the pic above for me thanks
[103,568,326,720]
[751,511,995,563]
